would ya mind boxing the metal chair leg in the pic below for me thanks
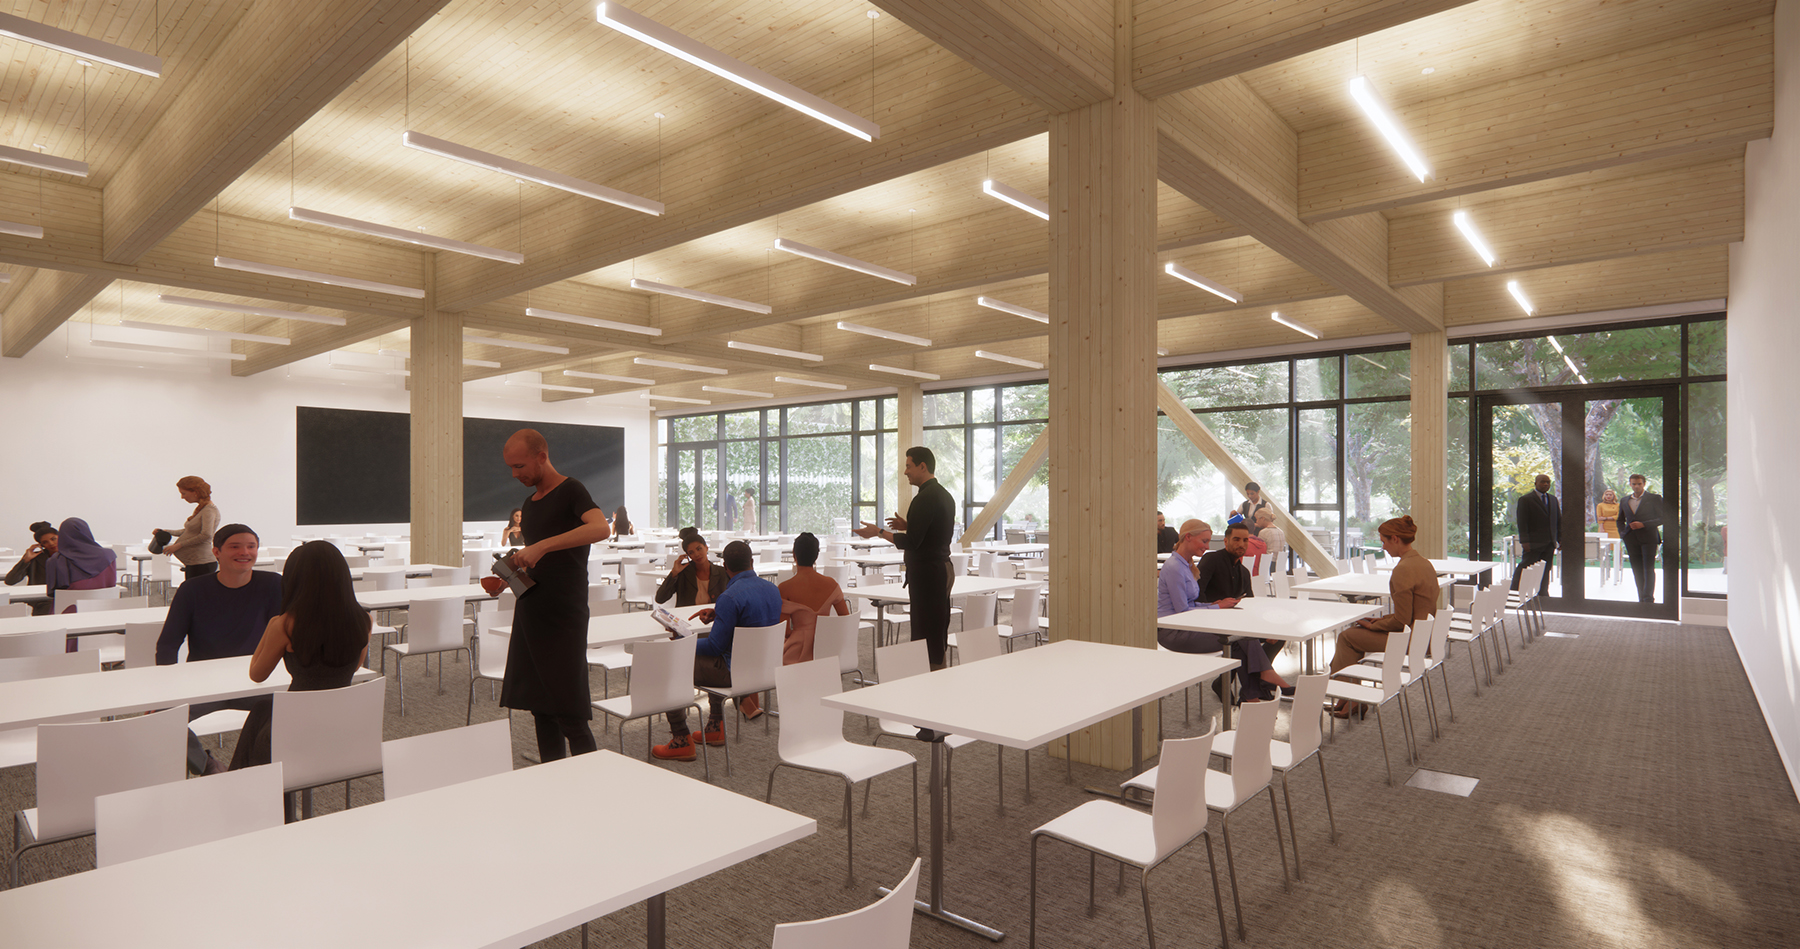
[1267,785,1291,892]
[1202,831,1230,949]
[1219,818,1246,940]
[1316,749,1339,843]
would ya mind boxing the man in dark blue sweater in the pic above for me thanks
[156,524,283,775]
[653,541,781,761]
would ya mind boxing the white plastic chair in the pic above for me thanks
[1325,631,1416,785]
[385,597,470,715]
[74,595,148,665]
[272,678,386,819]
[1271,571,1293,600]
[767,657,917,887]
[121,621,161,668]
[0,603,28,619]
[1447,583,1503,691]
[0,652,100,770]
[812,612,865,687]
[432,564,471,585]
[0,628,66,659]
[467,608,512,724]
[11,704,188,886]
[381,719,512,799]
[955,626,1005,664]
[871,640,980,835]
[997,583,1045,652]
[593,635,711,780]
[771,857,921,949]
[53,586,119,615]
[1033,727,1229,949]
[1339,610,1450,741]
[94,763,284,868]
[1211,673,1337,880]
[945,591,997,660]
[700,623,786,776]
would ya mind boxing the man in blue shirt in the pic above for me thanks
[654,541,782,761]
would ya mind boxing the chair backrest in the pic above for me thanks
[342,554,371,568]
[812,613,862,675]
[627,634,699,712]
[591,598,625,616]
[949,553,970,577]
[961,591,998,627]
[0,650,99,684]
[1271,571,1292,600]
[122,621,161,668]
[956,626,1004,664]
[873,640,931,734]
[372,569,406,591]
[380,719,512,799]
[771,856,922,949]
[1427,608,1451,662]
[994,561,1019,580]
[1149,725,1216,863]
[822,564,856,588]
[775,657,850,759]
[1331,559,1353,577]
[36,704,189,839]
[1011,583,1045,627]
[95,763,284,868]
[1518,561,1545,600]
[271,678,385,792]
[977,552,1000,577]
[1405,613,1432,673]
[75,595,150,613]
[54,586,119,614]
[1229,698,1279,803]
[0,628,66,659]
[759,545,779,563]
[729,624,787,693]
[590,583,621,603]
[432,564,471,585]
[0,603,26,619]
[406,597,466,651]
[1377,630,1410,697]
[474,609,512,678]
[1286,673,1329,758]
[1363,552,1378,573]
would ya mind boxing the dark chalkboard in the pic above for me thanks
[296,407,624,525]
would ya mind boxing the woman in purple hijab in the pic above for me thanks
[45,517,117,612]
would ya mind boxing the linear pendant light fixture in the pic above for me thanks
[214,257,424,299]
[0,220,44,238]
[462,333,570,355]
[0,143,87,177]
[377,348,503,369]
[160,294,346,326]
[870,364,939,380]
[774,375,847,390]
[981,180,1049,220]
[565,369,657,385]
[837,321,930,346]
[1270,311,1321,340]
[628,278,771,315]
[633,356,728,375]
[1505,280,1535,315]
[1348,76,1432,182]
[703,385,774,398]
[774,239,915,285]
[1163,262,1243,303]
[0,12,162,77]
[90,339,245,360]
[1452,211,1496,266]
[596,3,879,142]
[974,350,1043,370]
[526,307,663,336]
[727,339,822,362]
[643,393,711,405]
[402,131,663,215]
[506,379,595,394]
[976,295,1048,324]
[118,320,289,346]
[288,207,522,264]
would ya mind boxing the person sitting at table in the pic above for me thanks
[610,505,635,537]
[1595,489,1621,540]
[1202,522,1290,701]
[1158,520,1287,703]
[502,507,526,547]
[1329,515,1438,716]
[157,524,283,775]
[4,522,57,612]
[654,541,781,761]
[1155,511,1179,555]
[231,541,372,788]
[44,517,116,612]
[657,530,726,607]
[156,476,220,580]
[778,532,851,616]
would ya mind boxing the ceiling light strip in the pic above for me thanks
[643,394,711,405]
[1452,211,1495,266]
[159,294,346,326]
[974,350,1043,370]
[0,12,162,77]
[377,347,501,369]
[0,219,44,238]
[118,320,289,346]
[565,369,657,385]
[629,278,771,315]
[976,295,1049,324]
[727,339,822,362]
[633,356,728,375]
[870,364,939,380]
[402,131,663,215]
[1348,76,1431,182]
[89,339,245,361]
[773,375,848,390]
[214,257,424,299]
[1163,262,1243,303]
[1506,280,1535,315]
[596,3,879,142]
[330,364,410,377]
[526,307,663,336]
[0,143,87,177]
[462,333,570,355]
[837,321,930,346]
[289,207,522,264]
[702,385,775,398]
[774,238,915,286]
[1270,311,1321,340]
[506,380,594,394]
[981,180,1049,220]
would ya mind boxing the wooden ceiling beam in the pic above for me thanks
[232,312,410,376]
[1131,0,1480,99]
[103,0,454,264]
[1443,245,1728,327]
[1,270,114,358]
[871,0,1114,112]
[1298,16,1773,222]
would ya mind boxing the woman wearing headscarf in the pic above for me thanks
[45,517,117,612]
[1329,515,1438,713]
[158,475,221,580]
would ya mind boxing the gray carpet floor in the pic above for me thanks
[4,610,1798,949]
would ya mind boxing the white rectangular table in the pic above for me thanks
[496,611,711,651]
[822,640,1237,941]
[0,750,815,949]
[2,583,49,603]
[0,655,380,730]
[840,551,909,569]
[1159,597,1380,723]
[0,605,170,641]
[850,576,1040,645]
[638,562,786,582]
[984,543,1048,557]
[356,583,502,612]
[1292,572,1457,600]
[1376,558,1507,583]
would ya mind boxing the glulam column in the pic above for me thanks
[1410,330,1449,559]
[894,383,924,512]
[410,255,463,568]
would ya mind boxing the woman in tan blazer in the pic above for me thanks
[1329,515,1439,716]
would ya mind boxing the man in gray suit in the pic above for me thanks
[1617,473,1666,603]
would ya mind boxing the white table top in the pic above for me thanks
[2,583,49,602]
[1158,596,1380,641]
[850,576,1039,603]
[1018,566,1048,579]
[356,583,500,611]
[984,543,1049,556]
[497,611,711,650]
[822,640,1237,750]
[839,551,908,568]
[0,656,380,731]
[0,750,815,949]
[1293,573,1457,598]
[639,562,786,581]
[0,605,170,639]
[1375,558,1507,577]
[845,538,895,549]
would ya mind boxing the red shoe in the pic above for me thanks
[651,735,697,761]
[699,720,726,746]
[739,694,763,720]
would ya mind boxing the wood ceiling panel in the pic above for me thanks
[1443,244,1727,326]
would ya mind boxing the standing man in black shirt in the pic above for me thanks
[857,446,956,669]
[500,429,612,762]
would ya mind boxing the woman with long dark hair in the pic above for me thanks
[502,507,526,546]
[230,540,372,771]
[610,505,634,537]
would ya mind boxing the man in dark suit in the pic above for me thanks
[856,446,956,669]
[1513,473,1560,596]
[1617,473,1666,603]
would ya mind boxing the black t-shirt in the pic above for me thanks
[155,571,284,664]
[521,477,600,586]
[1156,526,1180,554]
[1196,549,1253,604]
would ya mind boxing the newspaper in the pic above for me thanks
[651,603,692,639]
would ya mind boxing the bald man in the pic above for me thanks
[500,429,612,761]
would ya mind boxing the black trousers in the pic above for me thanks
[1625,540,1660,602]
[533,712,596,762]
[1512,542,1554,595]
[908,559,955,669]
[185,697,261,773]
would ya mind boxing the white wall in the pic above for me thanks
[1727,0,1800,797]
[0,329,656,551]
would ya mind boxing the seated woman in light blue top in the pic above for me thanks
[1156,518,1286,702]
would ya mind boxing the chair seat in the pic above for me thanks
[1323,679,1385,705]
[1211,730,1300,771]
[384,640,463,658]
[1336,662,1419,686]
[1033,800,1156,866]
[594,691,695,720]
[587,646,633,670]
[876,719,976,749]
[1205,767,1262,811]
[189,709,250,738]
[1445,630,1479,643]
[783,742,915,784]
[995,623,1033,641]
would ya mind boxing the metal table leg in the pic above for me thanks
[883,738,1005,941]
